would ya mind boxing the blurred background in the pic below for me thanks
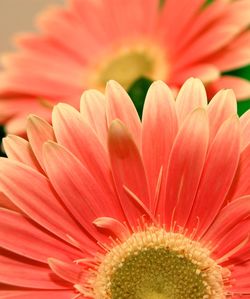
[0,0,249,154]
[0,0,63,52]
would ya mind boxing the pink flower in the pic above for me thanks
[0,79,249,298]
[0,0,250,134]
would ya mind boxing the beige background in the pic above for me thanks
[0,0,64,53]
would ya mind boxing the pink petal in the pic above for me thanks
[0,208,81,263]
[207,89,237,144]
[171,64,219,85]
[106,80,142,148]
[48,258,84,285]
[207,76,250,100]
[159,0,204,47]
[0,192,20,213]
[175,78,207,124]
[162,108,209,227]
[229,260,250,294]
[206,31,250,72]
[3,135,42,172]
[43,141,124,241]
[142,81,178,203]
[187,115,240,237]
[0,97,51,126]
[202,196,250,249]
[174,1,227,54]
[0,251,69,289]
[213,218,250,262]
[240,109,250,151]
[26,115,55,171]
[93,217,130,241]
[0,158,90,249]
[52,103,115,202]
[176,0,250,67]
[108,120,150,227]
[80,89,108,147]
[0,290,74,299]
[228,144,250,200]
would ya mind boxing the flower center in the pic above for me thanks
[88,41,168,90]
[111,248,207,299]
[92,228,226,299]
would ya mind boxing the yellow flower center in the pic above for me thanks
[89,227,227,299]
[88,41,168,90]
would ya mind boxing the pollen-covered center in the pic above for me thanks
[92,228,226,299]
[88,42,168,90]
[111,247,207,299]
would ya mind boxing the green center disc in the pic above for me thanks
[110,247,207,299]
[98,50,154,90]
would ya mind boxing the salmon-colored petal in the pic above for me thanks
[187,115,240,237]
[52,103,115,202]
[0,290,74,299]
[228,144,250,200]
[174,1,227,54]
[0,251,69,289]
[206,31,250,72]
[48,258,84,285]
[162,108,209,227]
[0,71,83,99]
[108,120,150,227]
[175,78,207,124]
[207,76,250,100]
[43,141,123,241]
[106,80,141,148]
[176,0,250,67]
[80,89,108,146]
[229,260,250,295]
[142,81,178,203]
[0,97,51,125]
[0,192,20,213]
[159,0,204,47]
[240,109,250,151]
[202,196,250,249]
[0,208,81,263]
[3,135,42,172]
[171,64,219,85]
[93,217,130,242]
[0,158,89,249]
[207,89,237,144]
[212,218,250,263]
[26,115,55,171]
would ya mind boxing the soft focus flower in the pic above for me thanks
[0,0,250,134]
[0,78,249,298]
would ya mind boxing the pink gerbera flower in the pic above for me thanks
[0,0,250,134]
[0,79,250,298]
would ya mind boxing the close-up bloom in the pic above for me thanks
[0,79,249,298]
[0,0,250,134]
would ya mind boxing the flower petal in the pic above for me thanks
[161,108,209,227]
[208,76,250,100]
[207,89,237,144]
[187,115,240,237]
[52,103,115,202]
[43,141,124,241]
[0,251,69,289]
[26,115,55,171]
[142,81,178,203]
[0,158,89,249]
[175,78,207,124]
[0,208,81,263]
[108,120,150,227]
[3,135,42,172]
[106,80,141,147]
[80,89,108,146]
